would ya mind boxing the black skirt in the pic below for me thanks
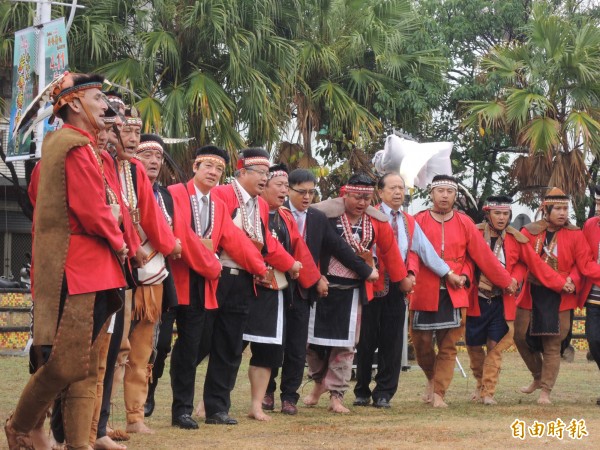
[307,287,359,347]
[243,286,284,344]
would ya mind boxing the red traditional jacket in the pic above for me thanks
[211,183,296,272]
[168,181,267,309]
[581,216,600,301]
[517,220,600,311]
[409,210,512,312]
[467,224,566,320]
[28,125,126,295]
[518,221,600,310]
[100,151,140,258]
[277,207,321,289]
[124,158,176,256]
[373,207,416,294]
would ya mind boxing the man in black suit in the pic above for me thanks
[264,169,378,415]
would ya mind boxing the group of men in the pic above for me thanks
[5,71,600,450]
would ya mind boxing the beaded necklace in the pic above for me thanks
[340,212,373,252]
[190,193,215,238]
[232,180,263,243]
[156,190,172,228]
[87,145,119,206]
[119,160,139,223]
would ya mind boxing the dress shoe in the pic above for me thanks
[373,398,391,409]
[205,412,238,425]
[172,414,199,430]
[144,396,155,417]
[262,392,275,411]
[281,400,298,415]
[352,396,371,406]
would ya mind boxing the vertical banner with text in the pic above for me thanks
[7,18,69,161]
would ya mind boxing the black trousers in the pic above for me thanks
[267,293,311,404]
[170,303,207,418]
[354,283,406,402]
[203,269,254,417]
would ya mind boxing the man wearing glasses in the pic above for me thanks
[264,169,377,415]
[205,148,302,425]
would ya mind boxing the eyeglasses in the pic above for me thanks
[246,167,269,177]
[290,186,317,197]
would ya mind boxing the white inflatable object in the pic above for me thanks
[372,135,453,189]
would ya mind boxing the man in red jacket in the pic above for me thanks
[167,146,268,429]
[466,195,568,405]
[410,175,517,408]
[6,73,129,450]
[582,185,600,406]
[516,187,600,404]
[206,148,301,425]
[304,173,408,413]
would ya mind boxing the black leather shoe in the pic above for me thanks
[172,414,199,429]
[144,397,155,417]
[353,396,371,406]
[373,398,391,409]
[205,411,238,425]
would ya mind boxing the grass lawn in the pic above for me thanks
[1,350,599,449]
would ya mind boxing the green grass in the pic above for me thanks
[1,351,600,449]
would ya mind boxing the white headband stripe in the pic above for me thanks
[136,141,163,154]
[430,180,458,191]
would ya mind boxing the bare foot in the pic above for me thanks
[483,395,497,406]
[125,421,154,434]
[303,382,327,406]
[95,436,127,450]
[470,389,482,403]
[537,390,552,405]
[422,380,434,403]
[195,400,206,418]
[432,393,448,408]
[106,427,130,442]
[30,423,52,449]
[328,396,350,414]
[520,380,541,394]
[248,407,272,421]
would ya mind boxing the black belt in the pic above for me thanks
[222,266,250,277]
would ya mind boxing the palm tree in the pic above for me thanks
[462,2,600,204]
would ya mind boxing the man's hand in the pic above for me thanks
[505,278,518,295]
[288,261,302,279]
[132,247,148,268]
[116,244,129,265]
[446,272,463,289]
[316,276,329,297]
[562,277,575,294]
[399,274,415,293]
[367,268,379,282]
[170,238,182,260]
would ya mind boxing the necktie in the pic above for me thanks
[200,195,209,235]
[295,211,306,237]
[391,210,399,242]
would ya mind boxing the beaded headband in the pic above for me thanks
[124,117,142,127]
[136,141,163,154]
[107,96,125,108]
[543,197,570,206]
[268,170,288,180]
[52,81,103,114]
[236,156,270,170]
[194,155,226,169]
[344,185,375,195]
[483,202,511,211]
[104,116,117,124]
[430,180,458,191]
